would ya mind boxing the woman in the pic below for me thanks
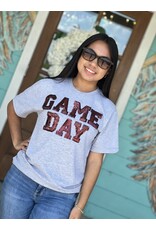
[0,33,119,219]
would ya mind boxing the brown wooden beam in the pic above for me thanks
[110,11,152,103]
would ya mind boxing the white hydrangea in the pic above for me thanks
[47,28,98,77]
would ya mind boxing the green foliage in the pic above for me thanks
[54,31,67,40]
[94,25,105,34]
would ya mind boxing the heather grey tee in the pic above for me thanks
[13,78,118,193]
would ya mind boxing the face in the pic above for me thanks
[77,40,112,85]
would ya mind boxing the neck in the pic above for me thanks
[72,77,97,93]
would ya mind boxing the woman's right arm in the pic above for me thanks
[7,100,29,151]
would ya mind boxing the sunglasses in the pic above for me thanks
[82,47,114,70]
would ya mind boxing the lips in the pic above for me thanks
[85,67,96,74]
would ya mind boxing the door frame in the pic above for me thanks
[117,12,156,121]
[110,11,152,102]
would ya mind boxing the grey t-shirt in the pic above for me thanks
[13,78,118,193]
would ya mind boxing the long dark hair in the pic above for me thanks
[54,33,118,98]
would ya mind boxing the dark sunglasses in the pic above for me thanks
[82,47,114,70]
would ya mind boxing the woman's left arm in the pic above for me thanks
[69,151,103,219]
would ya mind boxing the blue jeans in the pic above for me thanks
[0,165,78,219]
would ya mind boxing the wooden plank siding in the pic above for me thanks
[85,186,156,219]
[85,102,156,218]
[0,51,22,105]
[0,12,37,107]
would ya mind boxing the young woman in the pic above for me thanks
[0,33,119,219]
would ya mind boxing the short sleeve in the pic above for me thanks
[91,108,119,154]
[13,80,44,118]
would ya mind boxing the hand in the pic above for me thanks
[69,206,83,219]
[14,138,30,151]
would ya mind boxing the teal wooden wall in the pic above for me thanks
[0,51,22,105]
[0,12,36,106]
[84,36,156,219]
